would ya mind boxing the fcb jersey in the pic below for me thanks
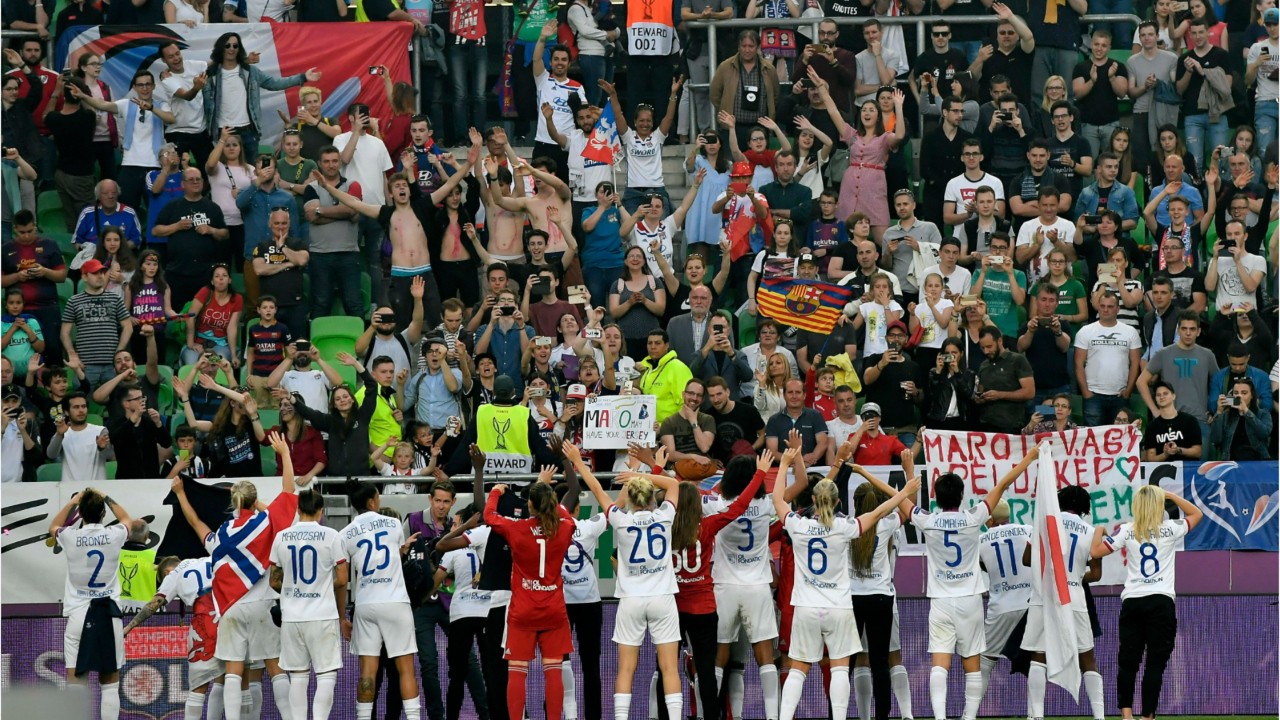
[705,495,775,586]
[341,511,411,606]
[1104,519,1187,600]
[609,501,677,598]
[979,523,1033,615]
[484,488,576,629]
[58,523,129,615]
[271,521,346,621]
[911,501,992,598]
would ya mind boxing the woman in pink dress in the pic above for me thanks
[811,67,906,243]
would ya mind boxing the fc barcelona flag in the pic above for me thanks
[756,277,854,334]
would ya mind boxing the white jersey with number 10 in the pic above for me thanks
[271,521,347,621]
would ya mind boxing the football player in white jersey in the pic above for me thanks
[1092,484,1202,720]
[1017,485,1103,720]
[125,552,223,720]
[571,442,684,720]
[50,488,132,720]
[848,465,915,720]
[340,479,423,720]
[436,506,494,720]
[865,447,1037,720]
[556,483,608,720]
[270,489,348,720]
[773,448,919,720]
[976,500,1032,708]
[703,453,782,720]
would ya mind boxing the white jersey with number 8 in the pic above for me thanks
[608,502,677,597]
[58,523,129,616]
[271,521,346,621]
[1104,519,1187,600]
[911,502,992,598]
[341,511,410,606]
[705,496,774,586]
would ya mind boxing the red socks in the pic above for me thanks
[544,664,565,720]
[507,666,528,720]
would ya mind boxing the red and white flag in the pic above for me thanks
[1030,441,1081,700]
[581,103,622,165]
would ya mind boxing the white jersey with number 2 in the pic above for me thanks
[58,523,129,616]
[911,502,992,598]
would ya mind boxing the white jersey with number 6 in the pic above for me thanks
[563,514,607,605]
[341,511,410,606]
[911,502,992,597]
[1104,519,1187,600]
[608,501,677,597]
[57,523,129,616]
[979,523,1033,615]
[271,521,346,621]
[705,495,774,586]
[784,513,862,607]
[156,557,214,606]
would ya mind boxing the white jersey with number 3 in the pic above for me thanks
[1104,519,1187,600]
[271,521,346,621]
[911,502,992,598]
[706,496,774,586]
[58,523,129,616]
[608,501,677,598]
[341,511,410,606]
[156,557,214,606]
[979,523,1033,615]
[785,513,861,607]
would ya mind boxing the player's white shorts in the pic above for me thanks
[351,602,418,659]
[64,604,125,671]
[1021,607,1094,653]
[280,619,343,673]
[790,606,861,663]
[983,609,1027,658]
[858,598,901,653]
[927,595,986,657]
[715,584,779,644]
[613,595,681,646]
[189,657,224,690]
[215,599,280,662]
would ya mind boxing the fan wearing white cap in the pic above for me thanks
[848,402,908,466]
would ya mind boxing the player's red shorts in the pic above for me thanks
[778,603,794,655]
[503,622,575,662]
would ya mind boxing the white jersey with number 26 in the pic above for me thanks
[911,502,992,598]
[608,501,677,598]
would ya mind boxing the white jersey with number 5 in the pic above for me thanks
[563,514,607,604]
[271,521,346,621]
[341,511,410,606]
[979,523,1033,615]
[156,557,214,606]
[706,495,774,585]
[911,502,992,597]
[608,501,677,597]
[785,513,861,607]
[57,523,129,616]
[1104,519,1187,600]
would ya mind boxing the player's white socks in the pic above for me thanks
[648,672,660,720]
[404,695,422,720]
[1083,671,1105,720]
[853,666,872,720]
[208,686,225,720]
[563,661,578,720]
[664,693,682,720]
[356,700,374,720]
[101,681,121,720]
[959,671,983,720]
[314,671,337,720]
[890,665,913,720]
[928,667,948,720]
[249,680,263,720]
[829,666,851,720]
[779,669,806,720]
[728,668,745,720]
[978,657,997,700]
[714,667,724,693]
[223,674,244,720]
[186,690,207,720]
[271,674,293,720]
[288,673,309,720]
[614,693,631,720]
[1027,662,1047,720]
[759,664,780,720]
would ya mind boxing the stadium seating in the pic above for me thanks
[311,316,363,361]
[36,191,63,233]
[36,462,61,482]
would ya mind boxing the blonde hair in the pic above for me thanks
[1041,75,1067,111]
[627,477,657,511]
[991,499,1011,524]
[394,442,414,459]
[230,480,258,511]
[812,478,840,529]
[1131,485,1166,541]
[299,86,322,102]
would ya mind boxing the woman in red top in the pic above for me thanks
[484,481,576,720]
[264,397,326,485]
[182,263,243,369]
[669,453,767,720]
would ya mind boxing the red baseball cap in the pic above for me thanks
[729,161,752,177]
[80,259,108,274]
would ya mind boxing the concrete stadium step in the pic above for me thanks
[508,143,694,206]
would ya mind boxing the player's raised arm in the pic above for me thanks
[985,445,1038,510]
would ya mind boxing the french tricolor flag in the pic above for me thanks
[1031,441,1081,700]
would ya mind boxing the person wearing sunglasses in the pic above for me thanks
[909,21,973,110]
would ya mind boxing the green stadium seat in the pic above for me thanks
[155,365,176,413]
[334,363,358,388]
[261,444,278,475]
[106,460,117,480]
[37,462,62,482]
[311,315,364,361]
[176,364,231,388]
[57,279,75,309]
[86,413,103,427]
[257,408,281,432]
[37,191,65,233]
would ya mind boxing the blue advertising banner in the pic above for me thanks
[1183,461,1280,551]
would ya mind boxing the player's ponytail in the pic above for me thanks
[811,478,839,530]
[626,477,656,511]
[850,482,888,571]
[671,482,702,552]
[229,480,258,512]
[528,482,561,539]
[1131,484,1165,541]
[343,479,379,513]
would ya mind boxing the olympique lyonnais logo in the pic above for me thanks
[784,284,823,316]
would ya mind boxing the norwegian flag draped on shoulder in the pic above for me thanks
[756,277,855,334]
[209,492,298,619]
[1030,441,1081,700]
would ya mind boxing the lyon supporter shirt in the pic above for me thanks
[608,501,677,598]
[342,511,411,606]
[535,69,586,145]
[784,513,861,607]
[911,500,991,598]
[271,521,345,621]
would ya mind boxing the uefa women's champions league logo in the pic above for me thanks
[1189,461,1280,543]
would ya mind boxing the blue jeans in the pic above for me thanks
[359,215,387,307]
[450,43,489,142]
[1082,121,1119,159]
[1256,101,1278,158]
[415,602,486,720]
[1183,114,1228,171]
[309,251,364,320]
[578,54,609,107]
[83,363,116,391]
[179,343,233,368]
[1083,393,1127,427]
[1088,0,1134,46]
[583,264,623,314]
